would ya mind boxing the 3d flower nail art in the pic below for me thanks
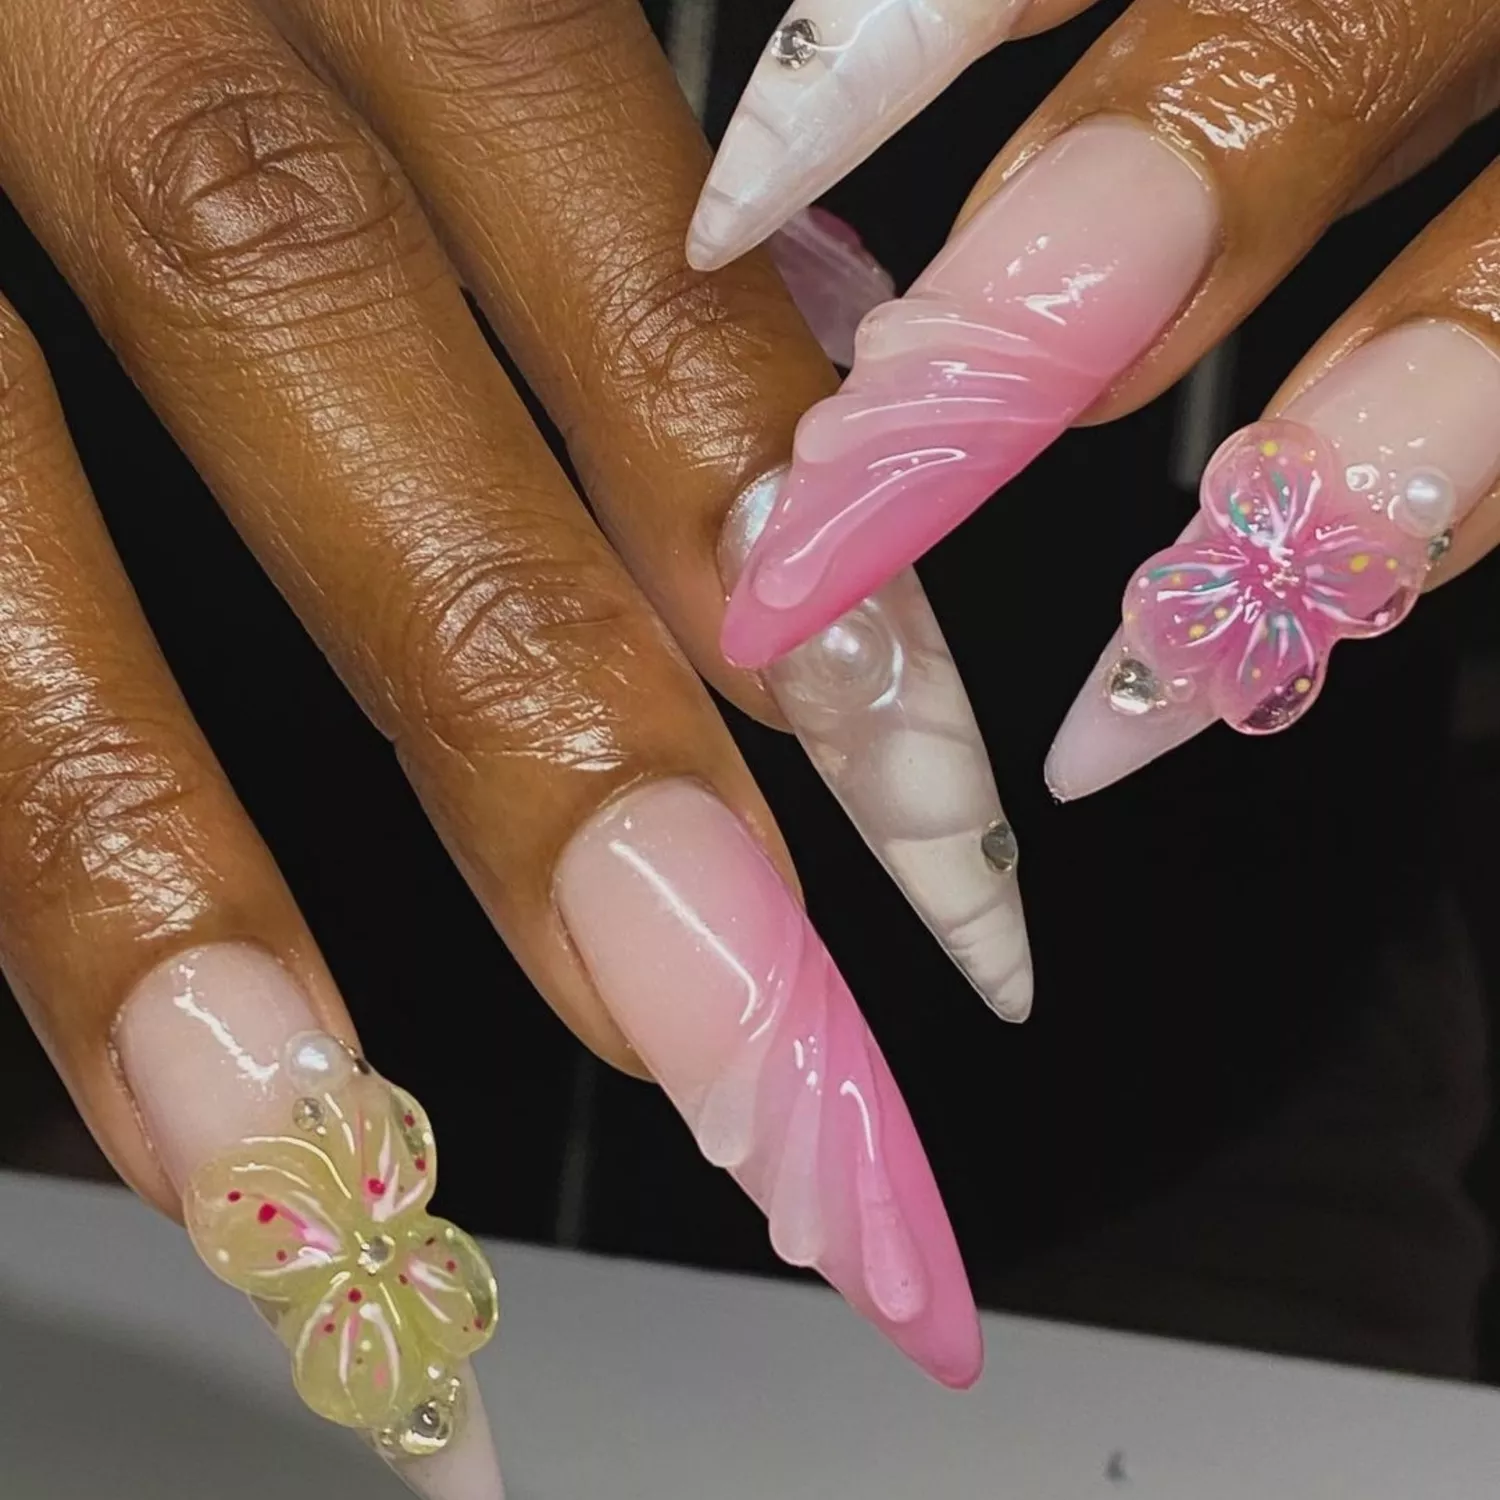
[183,1031,497,1459]
[1110,420,1435,734]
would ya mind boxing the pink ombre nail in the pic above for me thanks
[720,116,1218,668]
[554,778,983,1387]
[1047,320,1500,798]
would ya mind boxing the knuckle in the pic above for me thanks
[394,511,652,771]
[1164,0,1461,129]
[98,58,423,312]
[0,692,209,937]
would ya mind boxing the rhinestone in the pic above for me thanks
[769,18,819,67]
[357,1234,396,1275]
[1104,657,1162,717]
[980,821,1018,875]
[377,1378,463,1458]
[1428,529,1454,563]
[292,1097,325,1132]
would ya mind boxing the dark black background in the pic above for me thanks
[3,0,1500,1385]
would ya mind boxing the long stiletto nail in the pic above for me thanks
[1047,320,1500,798]
[115,946,505,1500]
[554,778,984,1388]
[720,116,1218,668]
[723,471,1031,1019]
[688,0,1029,271]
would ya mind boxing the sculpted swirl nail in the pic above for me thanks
[720,117,1219,669]
[555,779,983,1387]
[723,470,1032,1020]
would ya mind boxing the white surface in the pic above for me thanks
[1,1170,1498,1498]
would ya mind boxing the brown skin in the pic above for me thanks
[0,0,830,1110]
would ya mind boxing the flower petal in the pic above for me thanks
[1302,519,1425,638]
[319,1072,437,1225]
[396,1218,499,1362]
[1208,607,1327,734]
[1122,540,1249,678]
[184,1137,350,1298]
[1201,420,1337,550]
[283,1270,444,1430]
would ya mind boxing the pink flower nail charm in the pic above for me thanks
[1118,421,1430,734]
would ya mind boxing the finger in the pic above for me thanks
[261,0,1033,1013]
[687,0,1099,270]
[1045,153,1500,798]
[0,0,984,1381]
[719,1,1500,668]
[0,293,502,1499]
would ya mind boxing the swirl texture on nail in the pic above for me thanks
[719,118,1219,667]
[684,889,980,1380]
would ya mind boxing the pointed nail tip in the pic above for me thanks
[975,966,1033,1023]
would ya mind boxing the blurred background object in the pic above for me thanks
[3,0,1499,1386]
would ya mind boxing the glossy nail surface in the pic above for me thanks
[1047,320,1500,797]
[688,0,1028,271]
[115,945,505,1500]
[721,117,1218,668]
[723,471,1031,1018]
[555,778,983,1387]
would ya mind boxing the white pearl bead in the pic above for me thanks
[1392,468,1456,538]
[284,1031,355,1093]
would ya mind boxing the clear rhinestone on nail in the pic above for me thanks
[1105,657,1163,716]
[1428,529,1454,563]
[377,1377,464,1459]
[980,820,1019,875]
[292,1097,325,1132]
[769,18,819,67]
[357,1233,396,1275]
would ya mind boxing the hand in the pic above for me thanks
[0,1,1029,1487]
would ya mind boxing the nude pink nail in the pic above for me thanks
[116,945,505,1500]
[1046,319,1500,798]
[720,116,1218,668]
[554,778,983,1388]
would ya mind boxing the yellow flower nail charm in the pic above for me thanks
[184,1033,497,1454]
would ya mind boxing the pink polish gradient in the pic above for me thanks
[555,778,983,1387]
[721,116,1218,668]
[1046,319,1500,798]
[115,946,505,1500]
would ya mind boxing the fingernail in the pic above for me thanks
[115,945,505,1500]
[554,778,984,1387]
[721,116,1218,668]
[688,0,1029,271]
[722,470,1032,1019]
[1047,320,1500,798]
[768,208,896,368]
